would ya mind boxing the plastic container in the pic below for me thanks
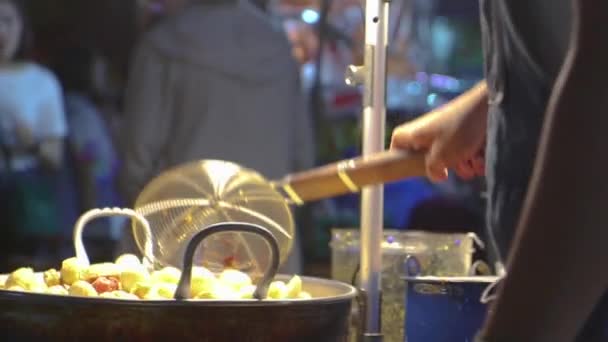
[329,228,478,342]
[330,229,477,281]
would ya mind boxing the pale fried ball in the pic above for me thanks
[141,283,177,300]
[191,268,217,298]
[5,267,36,290]
[286,275,303,299]
[68,280,98,297]
[151,267,181,285]
[218,269,252,291]
[238,285,257,299]
[120,267,150,293]
[46,285,69,296]
[100,292,116,299]
[82,263,121,281]
[194,283,239,300]
[43,269,61,287]
[28,281,48,293]
[114,290,139,300]
[130,281,154,299]
[115,254,141,268]
[155,283,177,299]
[266,281,288,300]
[60,257,87,285]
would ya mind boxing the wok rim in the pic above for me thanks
[0,275,357,306]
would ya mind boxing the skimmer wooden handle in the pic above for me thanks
[274,149,427,204]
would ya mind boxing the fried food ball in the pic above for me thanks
[100,292,117,299]
[237,285,257,299]
[28,281,48,293]
[191,267,217,297]
[115,254,141,268]
[3,256,311,301]
[46,285,69,296]
[155,283,177,299]
[286,275,303,299]
[131,281,154,299]
[5,267,36,290]
[5,267,47,292]
[266,281,288,300]
[120,267,150,292]
[194,283,240,300]
[150,267,181,285]
[43,268,61,287]
[60,257,87,285]
[68,280,98,297]
[114,291,139,300]
[141,283,177,300]
[218,269,252,291]
[82,263,121,281]
[91,276,120,294]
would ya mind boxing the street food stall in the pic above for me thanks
[0,0,497,341]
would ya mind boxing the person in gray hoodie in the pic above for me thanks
[118,0,315,273]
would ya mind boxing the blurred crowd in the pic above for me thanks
[0,0,125,271]
[0,0,329,273]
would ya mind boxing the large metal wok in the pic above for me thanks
[0,222,356,342]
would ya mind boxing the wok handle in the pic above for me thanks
[274,149,427,204]
[174,222,280,300]
[73,207,155,268]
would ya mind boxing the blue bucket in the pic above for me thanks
[403,276,499,342]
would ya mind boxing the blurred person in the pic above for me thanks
[390,0,608,341]
[0,0,68,268]
[119,0,315,273]
[54,47,123,243]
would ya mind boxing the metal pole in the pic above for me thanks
[360,0,389,338]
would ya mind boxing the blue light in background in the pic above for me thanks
[406,82,424,96]
[430,74,462,92]
[301,9,320,24]
[427,93,438,107]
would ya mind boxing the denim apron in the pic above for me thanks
[481,0,550,263]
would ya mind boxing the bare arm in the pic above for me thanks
[391,81,488,181]
[479,1,608,341]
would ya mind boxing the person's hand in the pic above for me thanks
[390,85,488,182]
